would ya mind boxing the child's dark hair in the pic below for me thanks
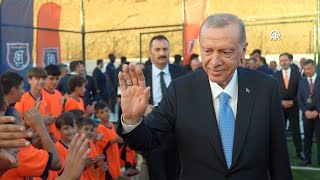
[76,117,95,129]
[0,71,24,95]
[68,75,87,92]
[28,67,47,79]
[69,109,85,119]
[45,64,61,76]
[56,112,77,129]
[94,102,109,112]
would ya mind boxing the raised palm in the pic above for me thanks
[119,64,150,125]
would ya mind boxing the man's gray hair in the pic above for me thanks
[200,13,246,45]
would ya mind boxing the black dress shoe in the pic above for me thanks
[297,152,306,161]
[299,160,311,166]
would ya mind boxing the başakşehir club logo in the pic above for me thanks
[6,43,30,71]
[42,47,59,66]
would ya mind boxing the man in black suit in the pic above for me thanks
[274,53,304,160]
[297,59,320,166]
[118,13,292,179]
[93,59,109,103]
[141,35,186,180]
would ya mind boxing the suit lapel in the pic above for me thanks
[169,64,179,80]
[313,76,320,96]
[144,66,153,105]
[193,70,226,165]
[231,67,256,169]
[288,69,295,90]
[276,71,286,90]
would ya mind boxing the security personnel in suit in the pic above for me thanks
[141,35,186,180]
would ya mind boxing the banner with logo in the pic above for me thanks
[0,0,34,78]
[36,2,61,67]
[183,0,207,66]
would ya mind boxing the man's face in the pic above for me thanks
[96,107,110,122]
[190,58,201,72]
[247,60,257,69]
[269,62,277,71]
[149,39,170,68]
[28,77,46,91]
[110,55,115,63]
[46,75,60,90]
[304,63,316,78]
[279,55,290,70]
[59,123,77,143]
[98,62,104,69]
[12,82,25,103]
[75,64,85,75]
[200,23,246,88]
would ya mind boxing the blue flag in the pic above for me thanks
[0,0,34,82]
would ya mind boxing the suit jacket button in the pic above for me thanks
[226,174,232,180]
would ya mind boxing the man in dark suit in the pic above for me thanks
[118,13,292,179]
[274,53,304,160]
[141,35,186,180]
[106,53,117,113]
[93,59,109,103]
[297,59,320,166]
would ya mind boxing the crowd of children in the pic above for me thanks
[0,64,139,179]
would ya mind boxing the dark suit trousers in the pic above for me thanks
[284,105,302,153]
[303,116,320,162]
[146,135,180,180]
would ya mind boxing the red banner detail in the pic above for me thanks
[36,2,61,67]
[183,0,207,66]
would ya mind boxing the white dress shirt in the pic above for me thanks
[209,69,238,124]
[152,64,172,106]
[308,73,317,85]
[282,67,291,81]
[121,70,239,133]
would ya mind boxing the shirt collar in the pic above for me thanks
[209,69,238,100]
[309,73,317,80]
[152,64,169,76]
[282,67,291,72]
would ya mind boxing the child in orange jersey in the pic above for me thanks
[95,102,123,180]
[2,103,62,179]
[55,112,78,177]
[42,64,64,140]
[14,67,54,125]
[65,75,87,112]
[76,117,107,180]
